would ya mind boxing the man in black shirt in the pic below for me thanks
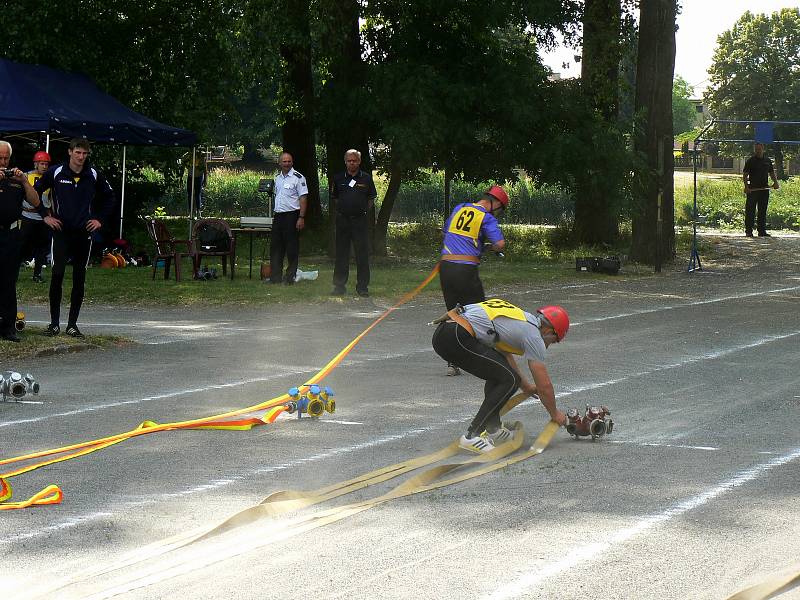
[0,140,43,342]
[330,149,377,297]
[36,138,116,338]
[742,143,779,237]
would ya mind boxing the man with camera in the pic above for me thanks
[0,140,43,342]
[36,138,116,338]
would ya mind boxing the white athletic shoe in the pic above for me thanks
[485,424,515,445]
[459,434,495,454]
[446,363,461,376]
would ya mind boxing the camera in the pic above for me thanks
[2,168,18,177]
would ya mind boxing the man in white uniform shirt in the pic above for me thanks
[268,151,309,285]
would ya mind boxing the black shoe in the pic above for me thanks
[330,287,346,296]
[758,231,771,237]
[45,323,60,336]
[357,289,369,297]
[32,274,44,283]
[1,331,20,343]
[65,324,85,338]
[745,231,754,238]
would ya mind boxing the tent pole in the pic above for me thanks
[189,146,196,239]
[45,133,50,153]
[119,145,127,239]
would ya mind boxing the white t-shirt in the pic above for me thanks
[274,168,309,213]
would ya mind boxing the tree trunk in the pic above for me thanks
[631,0,676,265]
[774,143,786,180]
[374,162,402,256]
[321,0,372,256]
[279,0,320,225]
[572,0,622,246]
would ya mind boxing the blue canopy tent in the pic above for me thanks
[0,58,198,237]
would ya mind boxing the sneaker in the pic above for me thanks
[459,434,495,454]
[485,424,515,444]
[745,231,754,238]
[65,325,85,339]
[1,331,21,343]
[357,289,369,297]
[45,323,60,336]
[758,231,771,237]
[446,363,461,376]
[330,287,346,296]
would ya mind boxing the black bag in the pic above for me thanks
[197,223,229,251]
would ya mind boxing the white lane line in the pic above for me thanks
[0,416,467,546]
[0,372,310,429]
[573,284,800,326]
[3,329,796,544]
[610,440,718,451]
[481,445,800,600]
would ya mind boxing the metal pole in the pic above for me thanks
[655,139,664,273]
[188,146,196,239]
[119,145,127,239]
[45,133,50,153]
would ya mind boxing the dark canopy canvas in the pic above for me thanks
[0,58,196,146]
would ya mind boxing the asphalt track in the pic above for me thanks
[2,233,799,600]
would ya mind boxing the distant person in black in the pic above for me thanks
[0,140,43,342]
[330,149,377,297]
[36,138,116,338]
[742,142,779,237]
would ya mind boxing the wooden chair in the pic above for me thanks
[191,218,236,280]
[144,218,193,281]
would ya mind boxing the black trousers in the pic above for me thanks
[432,321,521,436]
[0,226,21,335]
[333,213,370,293]
[18,217,49,277]
[50,228,92,326]
[439,260,485,310]
[270,210,300,283]
[745,190,769,234]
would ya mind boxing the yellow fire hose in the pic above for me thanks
[0,265,441,509]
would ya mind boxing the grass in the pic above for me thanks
[0,326,130,360]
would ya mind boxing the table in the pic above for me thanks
[231,227,272,279]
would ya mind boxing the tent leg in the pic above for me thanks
[189,146,196,239]
[119,145,127,240]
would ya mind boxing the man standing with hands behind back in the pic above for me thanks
[742,142,779,238]
[268,151,309,285]
[330,149,377,297]
[36,138,116,338]
[0,140,42,342]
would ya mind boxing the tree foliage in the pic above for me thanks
[672,75,696,134]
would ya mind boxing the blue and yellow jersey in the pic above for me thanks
[440,203,503,263]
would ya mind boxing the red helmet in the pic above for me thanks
[486,185,509,208]
[33,151,51,163]
[537,305,569,341]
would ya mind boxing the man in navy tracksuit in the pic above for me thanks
[35,138,115,338]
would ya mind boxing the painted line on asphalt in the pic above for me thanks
[3,328,797,544]
[572,284,800,326]
[0,416,467,546]
[481,444,800,600]
[610,440,718,451]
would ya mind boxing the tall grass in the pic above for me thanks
[674,176,800,230]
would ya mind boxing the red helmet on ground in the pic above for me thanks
[537,305,569,341]
[33,151,51,163]
[486,185,509,208]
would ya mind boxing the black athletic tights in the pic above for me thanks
[432,321,521,436]
[49,228,92,326]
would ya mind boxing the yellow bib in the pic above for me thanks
[446,204,486,241]
[27,172,41,186]
[477,299,527,354]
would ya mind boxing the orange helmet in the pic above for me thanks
[537,305,569,341]
[33,151,51,163]
[486,185,509,208]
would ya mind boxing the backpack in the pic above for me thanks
[197,223,229,251]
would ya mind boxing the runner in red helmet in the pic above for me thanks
[438,184,509,376]
[432,298,569,454]
[19,150,53,283]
